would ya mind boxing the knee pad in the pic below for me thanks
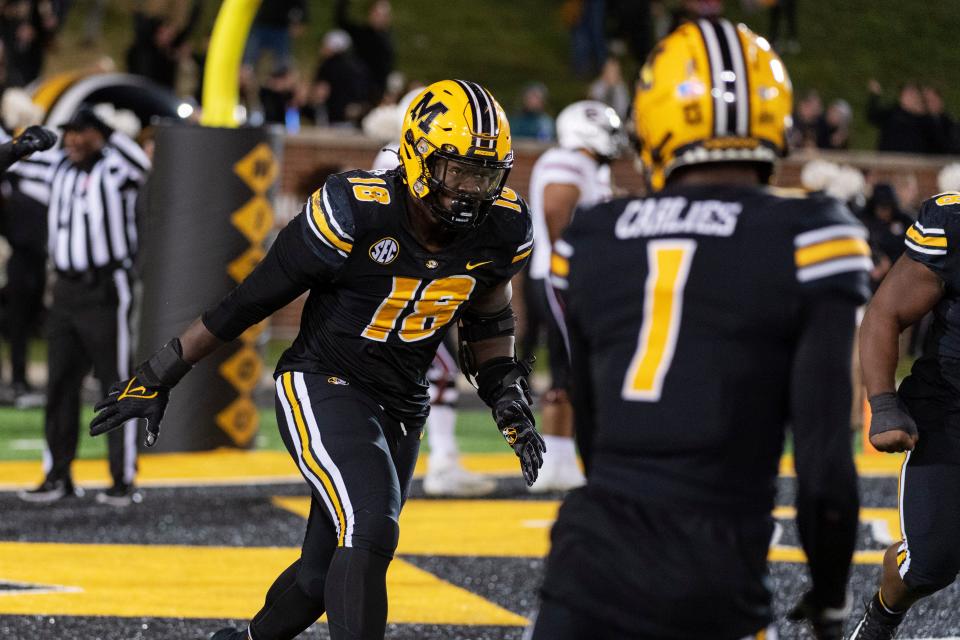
[351,512,400,559]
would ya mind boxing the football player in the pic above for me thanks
[851,191,960,638]
[89,79,544,640]
[530,19,867,640]
[372,91,496,497]
[526,99,623,493]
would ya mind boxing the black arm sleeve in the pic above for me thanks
[790,295,860,607]
[0,141,17,175]
[202,214,333,341]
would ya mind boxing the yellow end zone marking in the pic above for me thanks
[275,497,560,557]
[0,542,527,625]
[0,451,904,491]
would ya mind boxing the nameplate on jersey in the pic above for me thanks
[615,197,741,239]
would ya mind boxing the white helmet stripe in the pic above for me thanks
[720,20,750,137]
[454,78,487,143]
[698,19,728,137]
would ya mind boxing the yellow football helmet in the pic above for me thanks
[399,79,513,228]
[634,19,793,190]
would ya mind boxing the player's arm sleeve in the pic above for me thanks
[790,295,860,607]
[903,194,956,278]
[202,182,354,341]
[502,192,534,278]
[793,200,872,302]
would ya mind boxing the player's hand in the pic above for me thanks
[11,125,56,159]
[868,392,919,453]
[786,591,849,640]
[90,377,169,447]
[492,380,545,486]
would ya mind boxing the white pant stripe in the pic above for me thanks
[898,450,912,578]
[293,372,355,547]
[113,268,137,484]
[275,375,339,537]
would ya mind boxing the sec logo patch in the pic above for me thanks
[369,237,399,265]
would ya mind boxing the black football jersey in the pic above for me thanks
[552,184,870,512]
[897,193,960,423]
[274,168,532,424]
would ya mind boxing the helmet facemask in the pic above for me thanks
[420,145,511,229]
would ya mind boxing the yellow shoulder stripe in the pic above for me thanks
[494,198,522,212]
[511,248,533,264]
[311,191,353,254]
[550,253,570,277]
[795,237,870,268]
[906,225,947,248]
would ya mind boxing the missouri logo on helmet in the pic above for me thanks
[634,19,793,190]
[399,79,513,229]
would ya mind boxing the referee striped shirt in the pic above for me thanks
[8,130,150,273]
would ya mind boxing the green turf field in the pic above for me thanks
[0,405,511,462]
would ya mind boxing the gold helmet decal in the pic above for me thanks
[399,79,513,228]
[634,19,793,191]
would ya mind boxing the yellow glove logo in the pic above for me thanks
[118,377,159,401]
[502,427,518,445]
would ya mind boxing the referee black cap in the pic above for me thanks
[59,105,112,137]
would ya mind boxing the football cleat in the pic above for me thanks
[848,595,904,640]
[18,477,83,503]
[95,483,143,507]
[527,455,585,494]
[424,460,496,497]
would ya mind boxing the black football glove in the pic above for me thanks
[90,377,169,447]
[474,356,546,486]
[493,380,545,486]
[868,392,919,452]
[11,125,56,159]
[786,591,850,640]
[89,338,192,447]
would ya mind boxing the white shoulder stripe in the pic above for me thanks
[794,224,867,247]
[516,238,534,253]
[797,256,872,282]
[554,239,574,257]
[321,184,354,241]
[905,238,947,256]
[914,221,945,235]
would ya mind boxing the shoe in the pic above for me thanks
[95,483,143,507]
[528,457,585,494]
[13,383,45,410]
[848,595,904,639]
[18,478,82,503]
[424,460,496,497]
[210,627,248,640]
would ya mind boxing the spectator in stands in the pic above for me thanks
[860,183,913,290]
[666,0,723,33]
[922,85,960,155]
[511,82,555,141]
[768,0,799,53]
[606,0,655,66]
[259,65,301,127]
[243,0,307,74]
[0,0,58,87]
[126,0,201,90]
[334,0,394,105]
[816,98,852,150]
[867,79,941,154]
[313,29,373,126]
[299,78,330,127]
[588,57,630,119]
[564,0,606,77]
[789,89,821,150]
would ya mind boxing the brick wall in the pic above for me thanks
[268,131,959,339]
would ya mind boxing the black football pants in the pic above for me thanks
[43,269,138,488]
[2,245,45,386]
[251,371,421,640]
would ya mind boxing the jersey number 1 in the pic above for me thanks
[362,275,476,343]
[621,239,696,402]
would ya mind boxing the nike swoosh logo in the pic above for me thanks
[466,260,493,271]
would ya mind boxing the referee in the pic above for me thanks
[16,106,150,506]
